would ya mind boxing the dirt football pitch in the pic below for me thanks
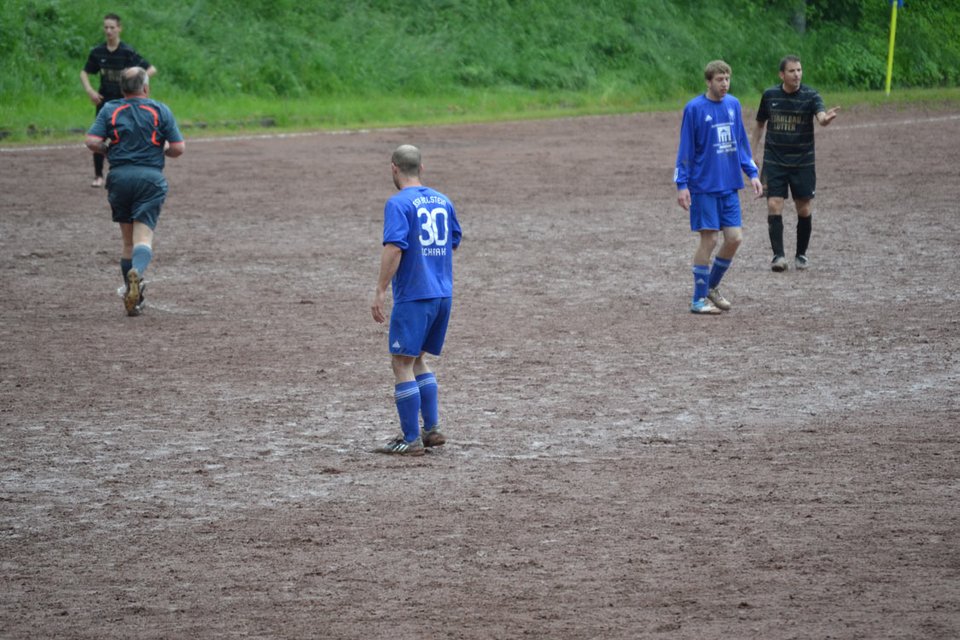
[2,104,959,639]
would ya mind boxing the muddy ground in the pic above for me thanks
[2,104,959,639]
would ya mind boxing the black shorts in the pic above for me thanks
[761,163,816,200]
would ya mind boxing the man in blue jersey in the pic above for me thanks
[371,145,462,456]
[675,60,763,314]
[751,55,839,272]
[86,67,185,316]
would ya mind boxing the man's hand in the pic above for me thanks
[164,141,186,158]
[371,288,388,324]
[84,135,110,156]
[818,106,840,126]
[677,188,691,211]
[750,177,764,199]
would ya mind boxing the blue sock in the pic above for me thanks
[416,373,439,430]
[708,257,732,289]
[120,258,132,281]
[394,381,421,443]
[692,265,710,302]
[131,243,153,276]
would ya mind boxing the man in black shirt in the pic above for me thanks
[752,55,839,272]
[80,13,157,188]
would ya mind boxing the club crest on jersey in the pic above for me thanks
[716,125,732,144]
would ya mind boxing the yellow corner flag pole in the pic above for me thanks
[885,1,901,96]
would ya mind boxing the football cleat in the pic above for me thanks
[374,436,425,456]
[690,298,722,315]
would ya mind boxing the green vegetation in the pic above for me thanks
[2,0,959,143]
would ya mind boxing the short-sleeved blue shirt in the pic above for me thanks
[88,97,183,171]
[383,186,462,303]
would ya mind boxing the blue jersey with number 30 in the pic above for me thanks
[383,186,462,303]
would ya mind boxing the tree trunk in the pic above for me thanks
[790,0,807,34]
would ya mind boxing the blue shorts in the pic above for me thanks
[106,166,168,230]
[689,191,741,231]
[389,297,452,357]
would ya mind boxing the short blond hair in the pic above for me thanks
[704,60,732,81]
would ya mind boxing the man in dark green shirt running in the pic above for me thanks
[752,55,839,272]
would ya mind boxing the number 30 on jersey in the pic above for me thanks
[418,207,450,247]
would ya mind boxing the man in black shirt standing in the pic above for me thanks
[752,55,839,272]
[80,13,157,188]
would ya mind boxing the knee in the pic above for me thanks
[132,222,154,246]
[724,229,743,250]
[412,354,430,375]
[700,233,720,252]
[391,355,415,378]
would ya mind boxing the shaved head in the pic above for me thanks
[391,145,421,176]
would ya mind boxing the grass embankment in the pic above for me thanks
[2,0,958,144]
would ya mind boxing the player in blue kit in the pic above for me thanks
[86,67,184,316]
[371,145,462,456]
[675,60,763,314]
